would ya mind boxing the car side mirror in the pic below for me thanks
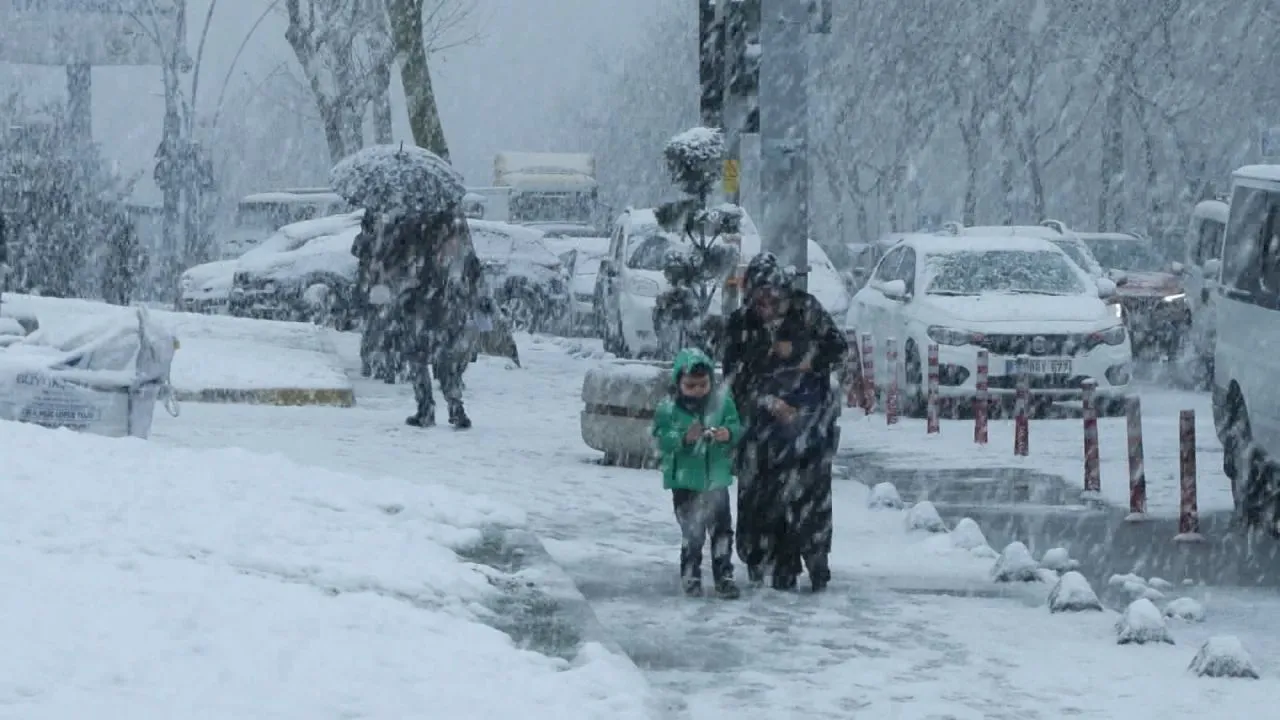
[881,279,909,300]
[1096,277,1117,299]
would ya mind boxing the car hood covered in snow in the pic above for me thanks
[237,226,362,284]
[918,293,1116,332]
[468,219,562,284]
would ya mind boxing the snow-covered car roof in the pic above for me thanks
[237,226,362,282]
[1192,199,1229,224]
[240,191,344,205]
[903,234,1068,256]
[468,219,561,270]
[524,222,604,238]
[1233,164,1280,185]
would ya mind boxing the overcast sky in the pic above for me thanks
[0,0,673,188]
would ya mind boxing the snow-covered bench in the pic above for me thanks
[0,307,177,438]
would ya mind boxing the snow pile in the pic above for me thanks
[867,481,904,509]
[0,316,23,338]
[330,143,466,217]
[1115,598,1175,645]
[1107,572,1164,601]
[1047,571,1103,613]
[0,420,654,718]
[1164,597,1207,622]
[904,501,946,532]
[1039,547,1080,573]
[1148,577,1174,591]
[1189,636,1260,679]
[948,517,996,558]
[991,542,1040,583]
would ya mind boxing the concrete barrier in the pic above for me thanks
[580,360,672,468]
[174,387,356,407]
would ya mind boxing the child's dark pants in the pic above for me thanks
[672,487,735,584]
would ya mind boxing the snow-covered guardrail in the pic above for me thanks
[579,360,672,468]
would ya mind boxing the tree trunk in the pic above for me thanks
[372,62,394,143]
[998,113,1016,224]
[1098,85,1125,232]
[388,0,450,159]
[318,97,349,163]
[960,126,980,225]
[1021,129,1047,220]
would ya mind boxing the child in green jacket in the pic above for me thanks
[651,348,743,598]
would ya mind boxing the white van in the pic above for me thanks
[1184,199,1229,384]
[1213,165,1280,529]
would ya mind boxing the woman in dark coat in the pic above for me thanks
[721,252,847,591]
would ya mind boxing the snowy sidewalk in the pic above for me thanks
[148,335,1280,718]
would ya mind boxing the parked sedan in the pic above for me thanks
[1077,232,1189,359]
[845,234,1131,415]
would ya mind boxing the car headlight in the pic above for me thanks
[1089,325,1126,346]
[1161,292,1186,304]
[629,277,660,297]
[1108,302,1123,318]
[926,325,977,346]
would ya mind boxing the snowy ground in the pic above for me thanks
[1,293,351,393]
[841,388,1230,517]
[126,331,1278,718]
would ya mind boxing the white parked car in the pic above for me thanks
[595,207,849,357]
[1184,198,1230,384]
[542,235,610,332]
[1213,165,1280,525]
[845,234,1132,414]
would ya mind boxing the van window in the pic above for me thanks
[1222,186,1280,308]
[1194,218,1225,265]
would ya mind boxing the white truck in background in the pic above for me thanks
[492,152,600,232]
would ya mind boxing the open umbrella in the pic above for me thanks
[330,143,466,218]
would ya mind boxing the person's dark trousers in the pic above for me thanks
[672,487,734,589]
[775,454,835,591]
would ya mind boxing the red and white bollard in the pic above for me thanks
[1174,409,1204,542]
[1013,356,1029,456]
[974,349,989,445]
[1125,396,1148,521]
[860,332,875,415]
[843,330,860,408]
[926,343,940,434]
[1081,379,1101,503]
[885,337,899,425]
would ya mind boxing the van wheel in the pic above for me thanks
[1221,389,1265,525]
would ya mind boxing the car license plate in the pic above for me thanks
[1005,359,1072,375]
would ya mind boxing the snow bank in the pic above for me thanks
[867,481,904,509]
[1116,598,1174,645]
[991,542,1040,583]
[904,501,946,532]
[1189,636,1259,679]
[1164,597,1206,622]
[1039,547,1079,573]
[1048,571,1103,613]
[0,420,654,718]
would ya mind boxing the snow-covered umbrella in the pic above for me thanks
[329,143,466,218]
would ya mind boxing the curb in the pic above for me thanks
[498,528,639,661]
[173,387,356,407]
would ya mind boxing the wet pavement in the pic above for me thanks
[836,448,1280,589]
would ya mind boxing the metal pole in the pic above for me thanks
[65,64,92,149]
[758,0,826,292]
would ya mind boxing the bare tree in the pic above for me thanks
[385,0,479,159]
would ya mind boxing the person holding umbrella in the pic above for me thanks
[332,144,483,428]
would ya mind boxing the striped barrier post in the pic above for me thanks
[974,349,988,445]
[1013,356,1029,456]
[885,337,899,425]
[1125,396,1148,521]
[1174,409,1204,542]
[926,343,940,434]
[860,333,875,415]
[1081,379,1101,503]
[843,330,860,408]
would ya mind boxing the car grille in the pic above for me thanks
[972,334,1090,357]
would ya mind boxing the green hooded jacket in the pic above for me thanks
[650,348,743,491]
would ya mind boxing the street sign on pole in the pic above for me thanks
[723,159,740,194]
[1261,126,1280,161]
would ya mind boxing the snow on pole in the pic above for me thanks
[1125,396,1148,521]
[1175,409,1205,542]
[1081,379,1101,503]
[974,349,989,444]
[885,337,899,425]
[860,332,875,415]
[926,343,940,434]
[1013,356,1029,456]
[843,329,860,408]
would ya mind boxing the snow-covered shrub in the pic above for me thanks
[1115,599,1174,645]
[1189,636,1259,678]
[1148,577,1174,591]
[663,126,725,199]
[1048,571,1103,613]
[949,518,988,550]
[904,501,946,533]
[1108,572,1147,588]
[1164,597,1206,623]
[1039,547,1079,573]
[867,482,904,510]
[1139,586,1166,602]
[970,545,999,559]
[991,542,1040,583]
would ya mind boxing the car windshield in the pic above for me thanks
[926,249,1087,296]
[1051,241,1099,274]
[627,234,683,271]
[1083,239,1165,272]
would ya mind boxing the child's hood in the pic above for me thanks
[670,347,717,384]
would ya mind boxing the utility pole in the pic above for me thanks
[718,0,759,209]
[757,0,828,291]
